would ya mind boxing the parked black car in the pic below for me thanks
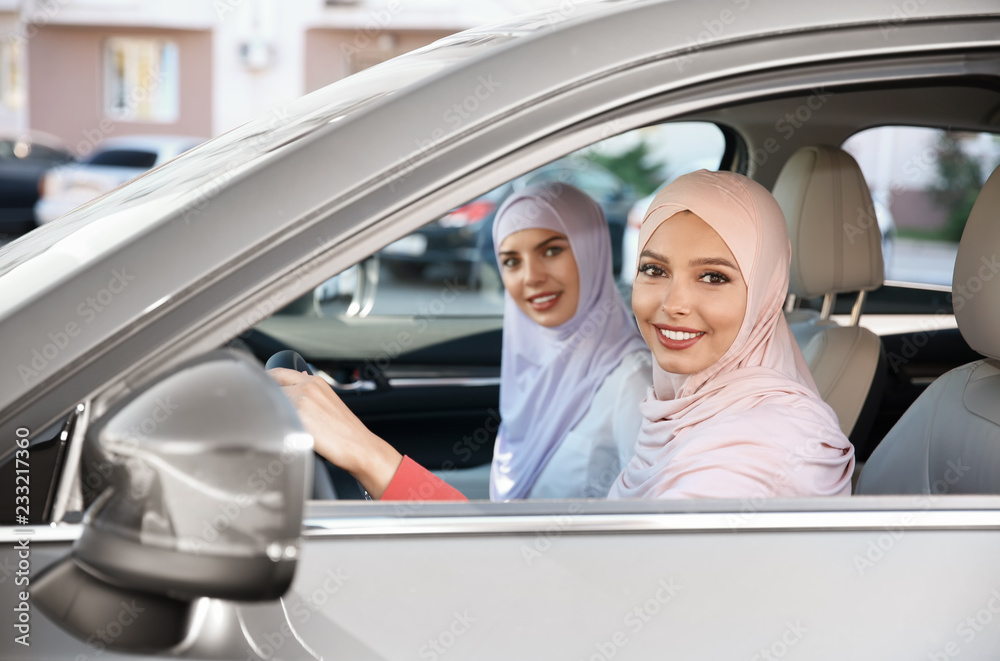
[0,131,73,240]
[379,156,636,285]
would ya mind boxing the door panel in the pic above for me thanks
[284,504,1000,660]
[8,501,1000,659]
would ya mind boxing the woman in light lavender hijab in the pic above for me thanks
[489,182,651,500]
[271,183,651,501]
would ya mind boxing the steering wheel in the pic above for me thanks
[265,350,369,500]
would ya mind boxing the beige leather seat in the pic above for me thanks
[857,163,1000,495]
[772,146,886,453]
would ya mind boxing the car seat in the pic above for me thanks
[772,146,887,454]
[856,163,1000,494]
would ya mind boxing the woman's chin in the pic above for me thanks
[653,353,711,376]
[520,305,573,327]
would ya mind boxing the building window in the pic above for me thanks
[0,38,23,110]
[103,37,179,123]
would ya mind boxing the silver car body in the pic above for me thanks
[3,0,1000,658]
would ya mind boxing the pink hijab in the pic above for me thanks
[608,170,854,499]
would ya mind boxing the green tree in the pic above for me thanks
[929,132,983,243]
[585,141,665,197]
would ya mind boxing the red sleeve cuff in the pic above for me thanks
[381,455,469,501]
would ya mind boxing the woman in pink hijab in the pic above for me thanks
[609,169,854,499]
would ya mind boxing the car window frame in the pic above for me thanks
[7,29,1000,524]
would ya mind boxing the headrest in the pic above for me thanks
[772,146,884,299]
[954,163,1000,360]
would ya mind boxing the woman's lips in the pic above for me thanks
[654,325,706,350]
[527,292,561,311]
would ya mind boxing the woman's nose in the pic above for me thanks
[523,258,545,286]
[661,280,691,316]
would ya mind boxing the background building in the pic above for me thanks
[3,0,997,242]
[0,0,563,145]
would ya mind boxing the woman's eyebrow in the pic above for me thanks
[689,256,738,270]
[535,236,568,249]
[638,250,738,271]
[639,248,668,262]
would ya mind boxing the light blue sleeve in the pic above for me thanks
[527,350,653,499]
[609,350,653,471]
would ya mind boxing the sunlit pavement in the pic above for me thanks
[319,263,506,318]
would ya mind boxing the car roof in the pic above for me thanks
[0,0,998,428]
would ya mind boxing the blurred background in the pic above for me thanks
[0,0,576,143]
[0,0,577,245]
[1,0,998,317]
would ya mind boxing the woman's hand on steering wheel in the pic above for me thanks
[268,367,403,499]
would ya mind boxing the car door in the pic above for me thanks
[4,3,1000,660]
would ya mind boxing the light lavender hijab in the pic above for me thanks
[490,182,648,501]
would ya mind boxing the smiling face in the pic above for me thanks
[631,210,748,374]
[498,228,580,327]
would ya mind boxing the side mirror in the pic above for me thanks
[35,351,312,652]
[345,254,379,318]
[310,255,379,318]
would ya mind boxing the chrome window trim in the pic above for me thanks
[50,401,90,524]
[12,507,1000,544]
[387,376,501,388]
[302,509,1000,538]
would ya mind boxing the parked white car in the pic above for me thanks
[34,135,204,224]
